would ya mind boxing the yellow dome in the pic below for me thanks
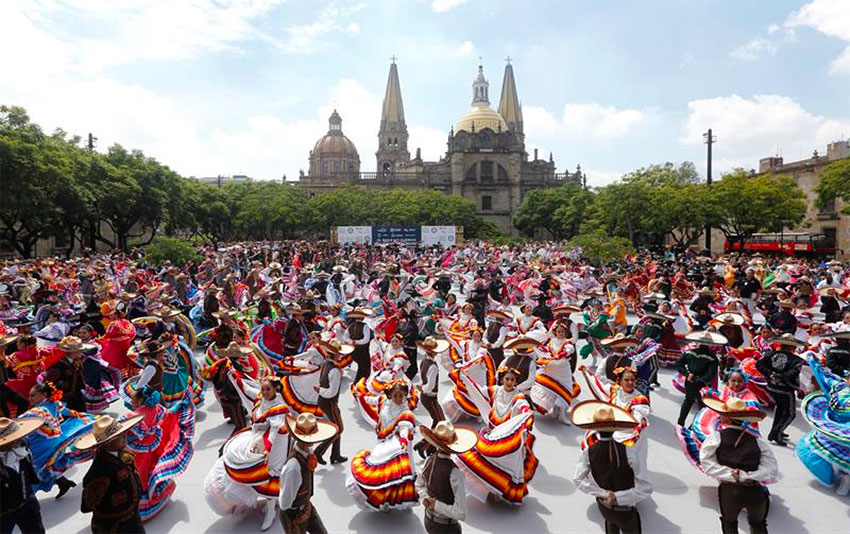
[456,103,507,133]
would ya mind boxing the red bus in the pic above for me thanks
[724,232,836,257]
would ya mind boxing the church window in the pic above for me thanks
[498,164,509,181]
[322,162,328,174]
[382,162,392,174]
[482,195,492,211]
[465,164,477,182]
[480,160,494,183]
[334,162,341,172]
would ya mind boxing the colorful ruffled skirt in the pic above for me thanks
[346,435,418,511]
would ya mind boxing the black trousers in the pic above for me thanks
[352,345,371,383]
[404,346,418,380]
[0,384,29,417]
[718,482,769,534]
[281,503,327,534]
[767,389,796,440]
[91,514,145,534]
[421,394,445,428]
[596,500,641,534]
[678,381,704,426]
[314,397,343,460]
[424,511,462,534]
[0,498,45,534]
[490,348,505,370]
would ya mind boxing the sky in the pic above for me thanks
[1,0,849,186]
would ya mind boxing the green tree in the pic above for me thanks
[569,229,634,264]
[512,183,594,239]
[144,236,200,266]
[815,159,850,214]
[708,170,807,247]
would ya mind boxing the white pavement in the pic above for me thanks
[39,362,849,534]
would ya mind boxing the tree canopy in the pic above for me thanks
[815,159,850,214]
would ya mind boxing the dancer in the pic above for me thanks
[417,337,450,428]
[756,334,803,446]
[699,397,778,534]
[571,401,652,534]
[278,413,339,534]
[531,320,581,424]
[347,381,419,511]
[415,420,478,534]
[676,331,724,427]
[313,340,349,465]
[0,415,46,534]
[77,414,146,534]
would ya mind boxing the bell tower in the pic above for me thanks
[376,57,410,174]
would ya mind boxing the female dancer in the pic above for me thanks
[347,381,420,511]
[125,385,194,521]
[454,367,539,505]
[531,320,581,424]
[351,332,418,426]
[20,382,96,498]
[204,376,291,531]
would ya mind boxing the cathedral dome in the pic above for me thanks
[456,104,508,133]
[455,64,507,133]
[309,110,360,176]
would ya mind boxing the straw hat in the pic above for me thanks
[223,341,254,359]
[819,287,840,297]
[347,307,374,319]
[698,287,715,297]
[419,420,478,454]
[416,337,450,354]
[702,396,766,423]
[822,330,850,341]
[552,304,581,316]
[285,303,303,314]
[75,414,145,450]
[777,299,795,309]
[0,416,44,447]
[285,413,338,444]
[0,334,19,350]
[770,333,805,348]
[56,336,97,352]
[316,339,354,357]
[600,333,638,348]
[152,306,181,319]
[684,330,729,346]
[268,262,283,271]
[570,400,638,432]
[715,313,745,326]
[643,311,675,321]
[486,309,514,320]
[212,308,240,319]
[642,293,667,302]
[504,336,541,352]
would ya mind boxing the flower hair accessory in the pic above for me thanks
[613,366,637,377]
[45,382,63,402]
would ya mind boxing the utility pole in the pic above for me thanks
[703,128,716,252]
[87,133,97,150]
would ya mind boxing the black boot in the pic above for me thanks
[56,477,76,500]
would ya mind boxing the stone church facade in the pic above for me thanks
[297,60,584,234]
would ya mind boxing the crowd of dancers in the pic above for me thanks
[1,241,848,534]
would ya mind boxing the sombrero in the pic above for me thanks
[684,330,729,346]
[315,339,354,356]
[643,311,675,321]
[486,309,514,320]
[0,416,44,447]
[570,400,638,432]
[419,420,477,454]
[285,413,338,444]
[822,331,850,341]
[504,336,541,352]
[223,341,254,359]
[642,293,668,302]
[416,337,450,354]
[715,313,745,326]
[347,307,374,319]
[285,303,303,314]
[56,336,97,352]
[698,287,715,297]
[770,333,805,348]
[702,396,766,423]
[151,306,181,319]
[75,414,145,450]
[600,333,638,348]
[819,287,841,297]
[212,308,240,319]
[0,334,19,349]
[552,304,581,316]
[777,299,795,309]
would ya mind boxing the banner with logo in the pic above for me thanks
[421,226,457,246]
[336,226,373,244]
[372,227,421,244]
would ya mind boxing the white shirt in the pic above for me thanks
[278,444,310,510]
[414,453,467,521]
[572,436,653,507]
[318,366,341,398]
[699,428,780,484]
[34,321,69,346]
[346,321,372,346]
[485,320,507,349]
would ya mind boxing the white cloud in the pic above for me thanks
[584,169,623,187]
[280,2,367,53]
[524,104,649,141]
[409,126,448,162]
[681,94,850,171]
[785,0,850,74]
[730,38,777,61]
[456,41,476,56]
[431,0,470,13]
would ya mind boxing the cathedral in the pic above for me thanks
[297,60,584,234]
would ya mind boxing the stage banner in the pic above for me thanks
[336,226,373,244]
[372,226,421,244]
[421,226,457,246]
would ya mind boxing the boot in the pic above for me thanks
[260,499,277,531]
[720,517,739,534]
[55,477,76,500]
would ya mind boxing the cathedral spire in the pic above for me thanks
[498,59,523,134]
[471,63,490,105]
[376,59,410,173]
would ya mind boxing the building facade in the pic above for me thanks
[297,60,584,234]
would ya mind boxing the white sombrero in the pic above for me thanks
[75,414,145,450]
[0,417,43,447]
[285,413,338,444]
[570,401,638,432]
[419,420,478,454]
[684,330,729,346]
